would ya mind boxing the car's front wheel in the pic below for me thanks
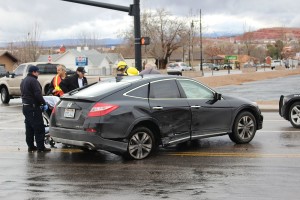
[1,87,10,104]
[289,102,300,128]
[229,111,256,144]
[126,127,156,160]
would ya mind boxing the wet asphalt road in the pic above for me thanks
[1,75,300,200]
[216,74,300,102]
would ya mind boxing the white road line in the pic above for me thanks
[258,130,300,133]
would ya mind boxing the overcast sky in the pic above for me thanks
[1,0,299,42]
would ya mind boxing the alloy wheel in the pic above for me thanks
[290,104,300,126]
[128,131,153,160]
[237,116,255,140]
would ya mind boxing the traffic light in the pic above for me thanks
[140,37,150,45]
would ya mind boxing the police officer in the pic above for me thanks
[20,65,51,152]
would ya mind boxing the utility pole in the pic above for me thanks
[199,9,203,76]
[191,21,194,68]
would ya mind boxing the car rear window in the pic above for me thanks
[71,81,131,98]
[35,63,58,74]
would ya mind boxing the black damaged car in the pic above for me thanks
[279,94,300,128]
[50,75,263,160]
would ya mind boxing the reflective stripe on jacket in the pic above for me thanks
[53,75,64,96]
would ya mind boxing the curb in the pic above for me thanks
[258,104,278,112]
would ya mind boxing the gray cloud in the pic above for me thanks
[1,0,299,42]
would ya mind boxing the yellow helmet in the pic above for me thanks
[117,61,127,71]
[125,67,139,76]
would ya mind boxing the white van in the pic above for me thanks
[271,60,282,70]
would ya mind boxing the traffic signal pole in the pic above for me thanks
[61,0,142,71]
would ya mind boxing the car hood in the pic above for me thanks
[222,95,258,107]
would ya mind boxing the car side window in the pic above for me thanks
[126,84,148,99]
[150,79,180,99]
[14,65,26,76]
[178,79,214,99]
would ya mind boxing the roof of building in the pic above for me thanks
[36,49,112,66]
[0,50,18,62]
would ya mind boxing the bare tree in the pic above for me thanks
[204,43,222,63]
[11,23,42,63]
[122,9,189,68]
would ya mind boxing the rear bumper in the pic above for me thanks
[50,127,128,153]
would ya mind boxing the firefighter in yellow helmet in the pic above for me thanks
[117,61,128,73]
[116,61,139,76]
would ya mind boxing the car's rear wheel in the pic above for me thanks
[289,102,300,128]
[229,111,256,144]
[126,127,155,160]
[1,87,10,104]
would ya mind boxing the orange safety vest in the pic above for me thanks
[53,75,64,97]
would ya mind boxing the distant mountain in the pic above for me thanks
[203,31,241,38]
[1,27,299,48]
[0,38,124,48]
[234,27,300,41]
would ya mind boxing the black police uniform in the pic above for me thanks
[20,72,48,151]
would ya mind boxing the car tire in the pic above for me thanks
[1,87,10,104]
[126,127,156,160]
[289,102,300,128]
[229,111,256,144]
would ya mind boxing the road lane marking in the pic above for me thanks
[168,152,300,158]
[1,147,300,158]
[257,130,300,133]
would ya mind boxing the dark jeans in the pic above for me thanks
[22,105,45,149]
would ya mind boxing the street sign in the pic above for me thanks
[225,55,237,60]
[76,56,88,66]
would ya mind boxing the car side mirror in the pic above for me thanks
[11,73,15,78]
[214,93,222,100]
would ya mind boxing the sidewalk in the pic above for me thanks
[258,103,278,112]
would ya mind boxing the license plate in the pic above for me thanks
[64,108,75,118]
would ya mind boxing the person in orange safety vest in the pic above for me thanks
[48,64,67,97]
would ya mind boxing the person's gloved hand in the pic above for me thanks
[42,104,48,111]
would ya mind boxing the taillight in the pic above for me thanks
[88,102,119,117]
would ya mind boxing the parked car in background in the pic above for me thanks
[0,66,6,78]
[279,94,300,128]
[201,63,222,71]
[167,62,192,75]
[222,64,233,70]
[243,63,255,68]
[271,60,282,70]
[50,75,263,160]
[167,63,182,75]
[0,62,99,104]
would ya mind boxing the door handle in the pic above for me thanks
[152,106,163,110]
[191,105,201,109]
